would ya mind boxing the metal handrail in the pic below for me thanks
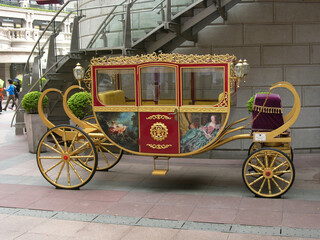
[23,0,74,78]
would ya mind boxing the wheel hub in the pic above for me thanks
[62,154,70,161]
[263,168,273,178]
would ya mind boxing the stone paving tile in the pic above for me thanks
[283,199,320,214]
[239,197,284,212]
[82,189,128,202]
[103,201,154,217]
[157,193,202,206]
[227,233,282,240]
[14,232,79,240]
[234,209,283,227]
[27,196,76,211]
[188,207,237,224]
[64,199,116,214]
[0,215,47,234]
[29,218,88,237]
[118,191,164,204]
[145,203,195,221]
[197,195,242,209]
[282,212,320,229]
[174,229,229,240]
[0,193,40,209]
[121,226,179,240]
[73,222,132,240]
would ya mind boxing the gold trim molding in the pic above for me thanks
[91,53,236,66]
[93,106,138,112]
[146,114,171,120]
[146,144,172,149]
[180,107,228,113]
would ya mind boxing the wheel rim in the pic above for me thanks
[243,148,295,198]
[79,115,123,171]
[248,142,263,155]
[37,125,97,189]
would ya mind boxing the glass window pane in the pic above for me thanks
[97,68,135,105]
[182,67,224,105]
[140,66,176,105]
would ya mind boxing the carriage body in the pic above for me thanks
[90,54,237,157]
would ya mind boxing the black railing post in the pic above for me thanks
[123,2,132,55]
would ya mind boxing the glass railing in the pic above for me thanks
[86,0,199,50]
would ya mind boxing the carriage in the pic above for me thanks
[36,53,301,198]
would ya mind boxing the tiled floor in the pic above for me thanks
[1,110,320,239]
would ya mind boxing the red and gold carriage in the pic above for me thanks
[36,53,301,198]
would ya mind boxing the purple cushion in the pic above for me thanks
[252,93,284,131]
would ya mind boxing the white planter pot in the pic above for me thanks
[24,113,47,153]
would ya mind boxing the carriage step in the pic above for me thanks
[152,156,170,175]
[152,169,168,176]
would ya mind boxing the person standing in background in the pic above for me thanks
[12,78,21,109]
[2,79,16,111]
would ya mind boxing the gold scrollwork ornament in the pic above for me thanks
[150,122,168,141]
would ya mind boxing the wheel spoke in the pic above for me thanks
[245,172,263,177]
[70,142,90,156]
[39,156,63,160]
[273,175,290,184]
[267,179,272,195]
[249,175,264,186]
[248,162,263,172]
[44,160,63,174]
[272,161,287,172]
[274,170,292,175]
[68,161,84,183]
[55,161,66,183]
[98,147,111,166]
[50,132,64,153]
[100,145,118,159]
[258,178,266,193]
[271,177,283,192]
[67,160,71,186]
[254,156,265,168]
[70,159,92,173]
[269,154,278,168]
[63,129,67,152]
[264,152,268,168]
[42,142,62,155]
[67,132,78,153]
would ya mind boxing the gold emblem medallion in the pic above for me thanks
[150,122,168,141]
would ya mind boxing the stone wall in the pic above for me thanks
[175,1,320,156]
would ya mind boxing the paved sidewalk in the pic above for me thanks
[0,110,320,239]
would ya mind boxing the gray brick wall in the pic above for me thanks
[175,1,320,153]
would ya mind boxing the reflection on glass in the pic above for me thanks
[140,66,176,105]
[97,69,135,105]
[182,67,224,105]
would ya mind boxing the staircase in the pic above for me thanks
[16,0,241,131]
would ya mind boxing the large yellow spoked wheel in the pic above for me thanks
[242,148,295,198]
[79,115,123,171]
[37,125,98,189]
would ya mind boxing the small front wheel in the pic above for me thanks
[37,125,98,189]
[242,148,295,198]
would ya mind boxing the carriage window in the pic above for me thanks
[140,66,176,105]
[97,69,135,105]
[182,67,224,105]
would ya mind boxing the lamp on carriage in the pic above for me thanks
[235,59,250,87]
[73,63,85,87]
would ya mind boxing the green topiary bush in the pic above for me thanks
[22,91,48,114]
[246,92,269,113]
[67,92,92,119]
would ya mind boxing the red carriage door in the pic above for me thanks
[138,64,179,154]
